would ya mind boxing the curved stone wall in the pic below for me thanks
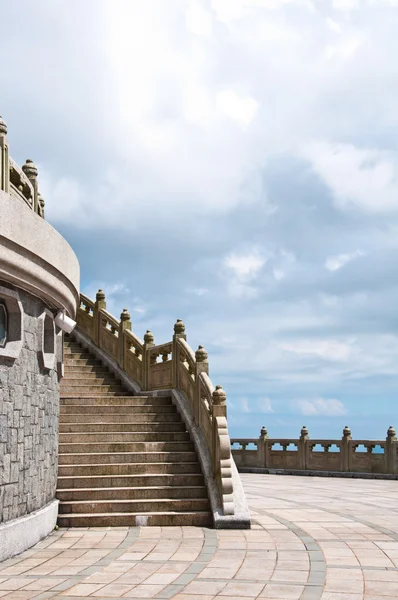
[0,283,61,523]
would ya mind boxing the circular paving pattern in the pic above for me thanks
[1,474,398,599]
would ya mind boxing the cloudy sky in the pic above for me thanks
[2,0,398,439]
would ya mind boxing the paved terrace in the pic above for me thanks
[1,474,398,600]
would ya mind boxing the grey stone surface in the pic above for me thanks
[0,282,60,526]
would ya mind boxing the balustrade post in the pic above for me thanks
[172,319,186,389]
[0,116,9,193]
[22,159,39,213]
[119,309,131,369]
[212,385,227,473]
[93,290,106,347]
[386,426,397,474]
[143,330,155,390]
[259,426,268,467]
[195,346,208,425]
[341,425,352,472]
[299,426,309,470]
[38,194,45,218]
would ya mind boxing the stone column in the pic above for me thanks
[143,330,155,390]
[195,345,208,425]
[22,159,39,213]
[386,426,397,474]
[172,319,186,389]
[259,426,268,467]
[0,116,9,193]
[299,426,309,470]
[93,289,106,346]
[119,308,131,369]
[341,426,352,472]
[212,385,227,473]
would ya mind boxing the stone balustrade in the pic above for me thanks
[77,290,235,517]
[231,425,398,475]
[0,116,44,217]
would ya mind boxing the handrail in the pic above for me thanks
[231,425,398,474]
[0,116,44,218]
[75,288,235,516]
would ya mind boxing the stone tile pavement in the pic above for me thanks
[2,474,398,599]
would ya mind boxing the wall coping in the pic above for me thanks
[0,190,79,317]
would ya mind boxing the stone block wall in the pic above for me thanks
[0,282,60,524]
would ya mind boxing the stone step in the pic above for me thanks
[58,497,210,514]
[64,366,111,374]
[62,376,122,385]
[56,473,205,489]
[59,432,190,443]
[60,413,182,423]
[60,384,126,394]
[65,358,103,366]
[58,462,203,477]
[56,486,208,501]
[58,451,198,465]
[60,396,172,406]
[60,393,132,399]
[59,441,195,454]
[57,511,212,528]
[64,351,95,359]
[59,422,187,433]
[60,404,177,414]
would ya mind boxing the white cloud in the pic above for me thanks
[273,268,285,280]
[258,398,275,413]
[212,0,314,23]
[303,142,398,213]
[294,397,348,416]
[238,397,274,413]
[216,90,258,127]
[241,398,250,413]
[281,339,353,361]
[185,1,213,37]
[325,250,364,271]
[333,0,360,11]
[224,250,266,298]
[225,251,266,279]
[188,287,210,296]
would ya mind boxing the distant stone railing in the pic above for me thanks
[0,116,44,217]
[231,425,398,475]
[77,290,235,516]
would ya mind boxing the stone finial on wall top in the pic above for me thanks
[22,159,38,179]
[387,425,396,439]
[343,425,352,438]
[96,289,106,301]
[195,345,208,362]
[120,308,131,321]
[260,426,268,438]
[300,425,309,438]
[174,319,186,335]
[144,330,154,344]
[212,385,227,405]
[0,115,7,136]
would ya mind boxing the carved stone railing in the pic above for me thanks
[231,425,398,475]
[0,116,44,218]
[77,290,235,516]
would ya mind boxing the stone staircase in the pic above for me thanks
[56,337,212,527]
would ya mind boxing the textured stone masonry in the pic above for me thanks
[0,282,60,524]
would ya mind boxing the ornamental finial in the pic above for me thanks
[0,116,7,136]
[22,159,38,179]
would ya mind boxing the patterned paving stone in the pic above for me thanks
[3,475,398,598]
